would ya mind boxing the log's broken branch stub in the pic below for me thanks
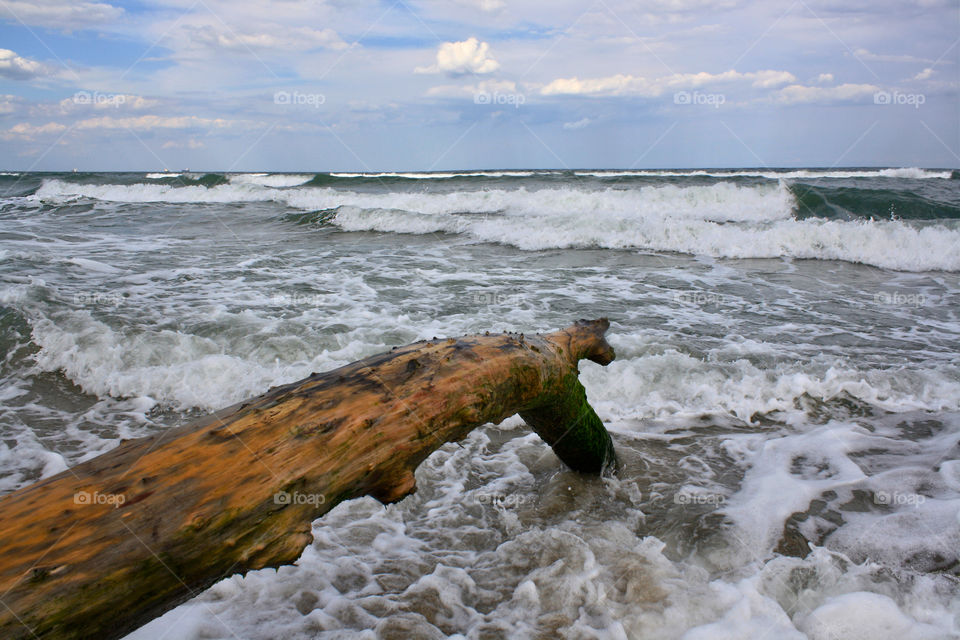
[0,318,617,640]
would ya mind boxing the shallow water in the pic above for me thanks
[1,169,958,638]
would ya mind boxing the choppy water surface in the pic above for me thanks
[1,169,958,639]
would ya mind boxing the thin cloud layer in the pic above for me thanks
[0,0,122,29]
[775,83,881,105]
[539,70,798,97]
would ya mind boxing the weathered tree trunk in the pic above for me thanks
[0,319,616,640]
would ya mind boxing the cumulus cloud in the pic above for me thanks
[540,69,797,97]
[0,49,50,81]
[914,67,935,80]
[0,1,123,30]
[816,73,834,84]
[774,83,880,105]
[415,37,500,75]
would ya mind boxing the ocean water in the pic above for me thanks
[1,168,959,639]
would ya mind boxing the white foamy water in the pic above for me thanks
[227,173,314,187]
[3,170,959,639]
[576,167,955,180]
[330,204,960,272]
[329,170,540,179]
[323,168,954,180]
[31,177,960,272]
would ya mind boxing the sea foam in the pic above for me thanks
[32,178,960,271]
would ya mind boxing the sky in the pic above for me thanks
[0,0,957,171]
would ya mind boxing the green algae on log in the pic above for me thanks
[0,319,616,640]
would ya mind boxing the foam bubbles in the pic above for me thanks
[31,177,960,271]
[797,592,943,640]
[227,173,314,188]
[4,170,960,639]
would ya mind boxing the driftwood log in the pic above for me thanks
[0,319,616,640]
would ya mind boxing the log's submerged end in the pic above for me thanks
[524,318,617,474]
[0,319,618,640]
[520,320,617,474]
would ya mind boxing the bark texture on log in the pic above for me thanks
[0,319,616,640]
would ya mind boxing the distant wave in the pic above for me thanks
[34,179,796,222]
[328,205,960,272]
[31,177,960,272]
[575,168,955,180]
[323,168,955,180]
[328,170,540,179]
[227,173,314,188]
[790,184,960,220]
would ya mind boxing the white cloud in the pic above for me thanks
[0,49,50,81]
[415,37,500,75]
[0,94,26,115]
[162,138,205,149]
[186,25,348,52]
[816,73,834,84]
[426,79,519,98]
[74,115,244,131]
[540,69,797,97]
[1,121,69,140]
[57,94,161,112]
[853,48,935,64]
[0,1,122,29]
[451,0,505,10]
[914,67,935,80]
[774,83,880,105]
[744,70,797,88]
[563,117,592,130]
[2,115,253,140]
[541,74,645,96]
